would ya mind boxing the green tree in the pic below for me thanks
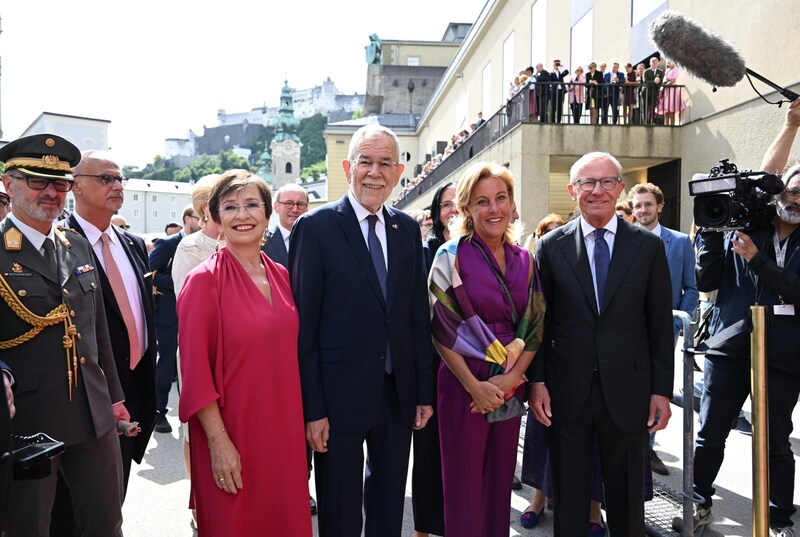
[299,161,327,182]
[298,113,327,169]
[352,109,364,120]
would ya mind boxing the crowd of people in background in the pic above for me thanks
[509,56,686,126]
[393,55,686,207]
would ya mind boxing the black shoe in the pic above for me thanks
[512,476,523,490]
[650,449,669,476]
[154,414,172,434]
[310,496,317,516]
[732,415,752,435]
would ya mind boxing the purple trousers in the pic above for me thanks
[438,360,522,537]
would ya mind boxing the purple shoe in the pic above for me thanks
[520,507,544,529]
[588,521,606,537]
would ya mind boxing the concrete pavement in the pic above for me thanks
[122,364,800,536]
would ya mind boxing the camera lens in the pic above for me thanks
[694,195,731,228]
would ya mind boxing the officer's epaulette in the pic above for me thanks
[56,225,80,235]
[54,226,73,248]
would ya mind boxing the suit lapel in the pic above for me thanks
[660,227,672,257]
[67,216,122,319]
[558,221,598,314]
[336,197,386,307]
[384,206,398,310]
[602,222,642,311]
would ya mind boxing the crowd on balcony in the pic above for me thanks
[509,56,686,126]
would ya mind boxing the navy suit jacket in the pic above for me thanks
[261,225,288,268]
[659,226,699,317]
[289,195,434,433]
[603,71,625,105]
[148,231,182,326]
[533,218,674,431]
[66,215,158,461]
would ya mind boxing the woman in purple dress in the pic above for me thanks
[429,162,545,537]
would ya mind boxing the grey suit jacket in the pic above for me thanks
[0,219,123,446]
[261,225,288,268]
[533,218,674,432]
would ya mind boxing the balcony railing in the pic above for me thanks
[393,80,685,209]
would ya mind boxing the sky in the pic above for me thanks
[1,1,487,169]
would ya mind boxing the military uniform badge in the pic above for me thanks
[4,228,22,251]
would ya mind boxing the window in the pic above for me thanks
[407,56,420,67]
[531,0,547,64]
[632,0,664,26]
[65,199,75,211]
[570,9,593,73]
[152,210,159,219]
[482,63,492,120]
[502,32,516,101]
[132,194,139,202]
[151,195,158,202]
[170,210,177,219]
[133,209,140,217]
[285,163,292,173]
[171,196,176,204]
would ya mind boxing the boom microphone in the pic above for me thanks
[649,11,799,100]
[649,11,745,88]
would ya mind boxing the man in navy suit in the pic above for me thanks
[262,183,309,267]
[290,124,435,537]
[603,62,626,125]
[149,205,199,433]
[67,151,158,490]
[531,152,674,536]
[628,182,698,475]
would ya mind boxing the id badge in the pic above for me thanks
[773,304,795,316]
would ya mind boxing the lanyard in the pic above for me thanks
[773,232,789,268]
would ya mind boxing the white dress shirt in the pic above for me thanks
[347,189,388,268]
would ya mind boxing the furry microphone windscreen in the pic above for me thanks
[649,11,746,88]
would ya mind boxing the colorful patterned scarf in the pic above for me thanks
[429,237,545,372]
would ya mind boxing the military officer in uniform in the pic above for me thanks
[0,134,127,536]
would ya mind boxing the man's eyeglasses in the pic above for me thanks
[220,202,267,216]
[0,197,8,208]
[277,201,309,210]
[784,187,800,199]
[351,158,398,173]
[74,174,128,187]
[573,177,621,192]
[440,201,456,210]
[9,173,73,192]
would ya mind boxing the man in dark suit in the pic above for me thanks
[289,124,435,537]
[603,62,626,125]
[643,57,664,125]
[262,183,309,267]
[550,59,569,124]
[150,205,199,433]
[534,63,552,123]
[66,151,157,491]
[531,152,674,537]
[0,134,126,536]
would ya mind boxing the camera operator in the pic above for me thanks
[687,98,800,537]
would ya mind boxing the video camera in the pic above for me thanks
[689,159,783,231]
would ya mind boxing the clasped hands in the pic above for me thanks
[469,339,524,414]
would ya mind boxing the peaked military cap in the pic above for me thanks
[0,134,81,180]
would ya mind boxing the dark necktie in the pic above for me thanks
[367,214,392,373]
[367,215,387,298]
[594,228,610,313]
[41,238,57,274]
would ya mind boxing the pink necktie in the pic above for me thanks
[100,234,141,370]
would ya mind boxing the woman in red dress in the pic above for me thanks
[178,169,311,536]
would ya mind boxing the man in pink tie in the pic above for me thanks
[66,151,157,492]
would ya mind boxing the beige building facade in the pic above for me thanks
[329,0,800,235]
